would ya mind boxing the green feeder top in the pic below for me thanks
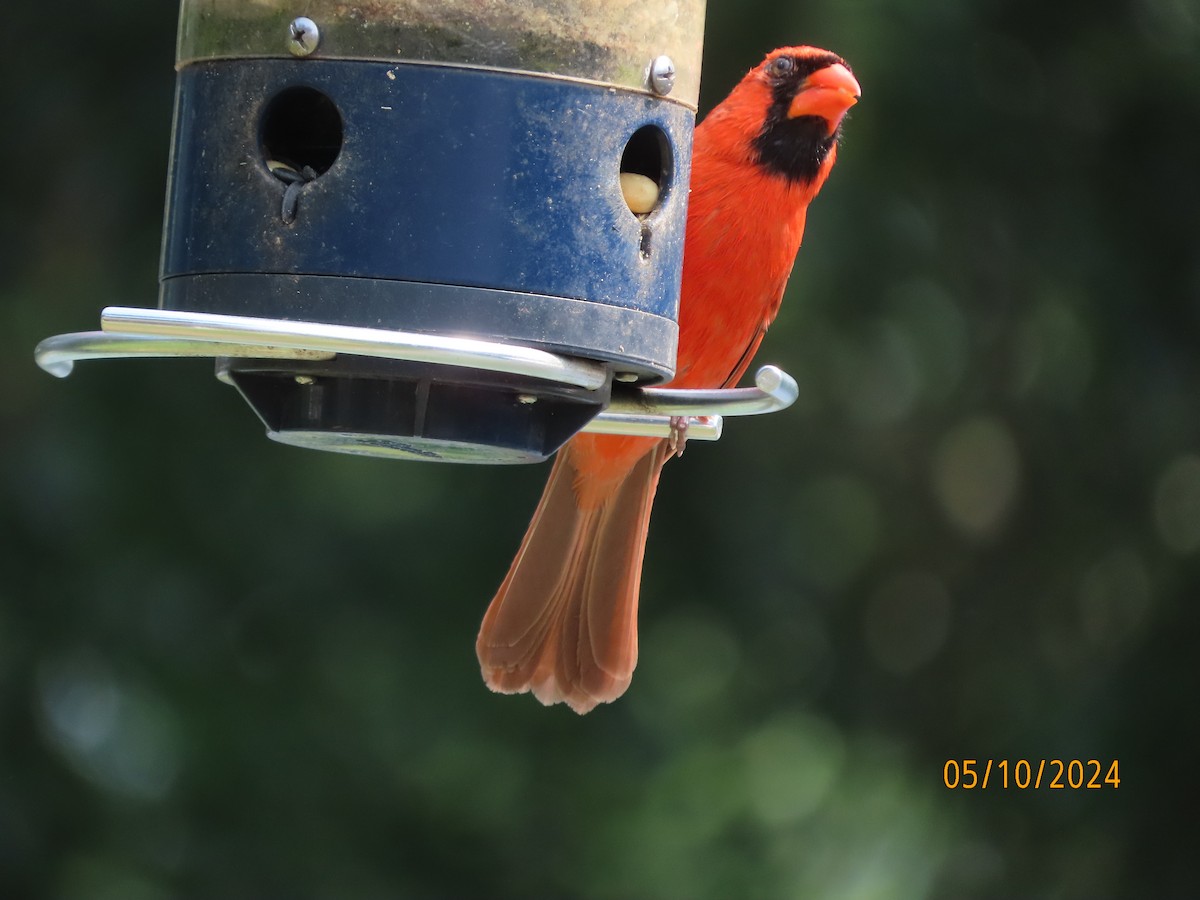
[177,0,707,108]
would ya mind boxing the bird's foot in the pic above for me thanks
[668,415,690,457]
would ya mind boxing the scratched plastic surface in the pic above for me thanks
[176,0,707,107]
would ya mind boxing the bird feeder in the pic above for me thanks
[35,0,798,462]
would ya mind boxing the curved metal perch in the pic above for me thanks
[589,366,799,440]
[34,307,798,442]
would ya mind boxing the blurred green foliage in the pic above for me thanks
[3,0,1198,896]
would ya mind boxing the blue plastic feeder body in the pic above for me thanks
[161,59,694,383]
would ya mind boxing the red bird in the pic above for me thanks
[477,46,861,713]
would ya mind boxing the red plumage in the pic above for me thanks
[477,46,861,713]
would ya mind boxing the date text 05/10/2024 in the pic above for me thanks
[943,759,1120,790]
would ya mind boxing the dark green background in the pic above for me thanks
[3,0,1197,897]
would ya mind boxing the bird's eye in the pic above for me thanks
[767,57,795,78]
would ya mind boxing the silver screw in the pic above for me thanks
[614,372,639,383]
[289,17,320,57]
[649,55,676,95]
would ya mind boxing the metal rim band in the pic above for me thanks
[34,307,798,441]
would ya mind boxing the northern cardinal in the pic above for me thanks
[477,46,861,713]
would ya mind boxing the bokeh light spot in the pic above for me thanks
[885,280,969,407]
[1134,0,1200,52]
[835,321,921,426]
[36,652,181,801]
[1012,297,1094,405]
[932,416,1021,539]
[1153,453,1200,553]
[741,710,844,826]
[639,613,741,711]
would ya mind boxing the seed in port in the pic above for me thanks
[620,172,660,215]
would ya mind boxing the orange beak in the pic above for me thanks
[787,63,861,132]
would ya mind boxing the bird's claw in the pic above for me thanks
[668,415,689,457]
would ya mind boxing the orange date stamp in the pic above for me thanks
[943,759,1120,790]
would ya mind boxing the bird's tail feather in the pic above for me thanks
[476,441,667,714]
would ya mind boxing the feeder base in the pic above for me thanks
[35,307,801,461]
[218,356,609,464]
